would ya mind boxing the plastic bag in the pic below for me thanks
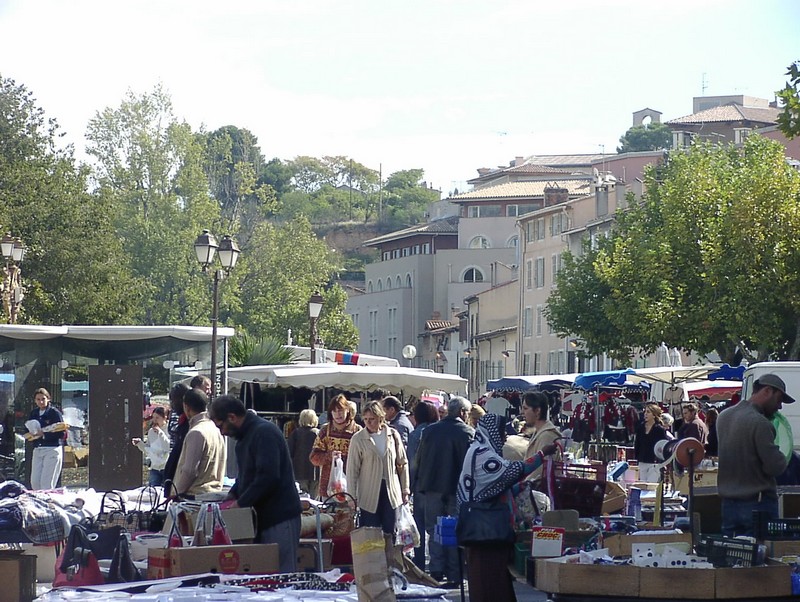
[167,505,184,548]
[328,456,348,497]
[773,411,793,461]
[211,503,232,545]
[394,503,420,552]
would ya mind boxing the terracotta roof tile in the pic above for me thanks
[667,104,779,125]
[451,179,591,201]
[362,215,459,247]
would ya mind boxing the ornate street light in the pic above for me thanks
[194,230,240,399]
[308,291,325,364]
[1,233,26,324]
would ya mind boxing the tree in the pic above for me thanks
[85,85,226,325]
[0,75,140,324]
[380,169,439,227]
[547,136,800,364]
[617,122,672,153]
[235,215,358,351]
[229,333,295,366]
[777,60,800,139]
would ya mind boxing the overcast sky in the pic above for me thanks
[1,0,797,195]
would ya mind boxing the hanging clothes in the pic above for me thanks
[570,399,595,443]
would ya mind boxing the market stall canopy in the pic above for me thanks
[629,364,723,385]
[573,369,636,390]
[684,379,742,399]
[226,364,467,397]
[284,345,399,367]
[487,374,578,393]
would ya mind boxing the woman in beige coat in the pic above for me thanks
[347,400,410,534]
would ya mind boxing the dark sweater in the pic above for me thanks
[29,406,64,447]
[231,412,302,531]
[634,423,669,464]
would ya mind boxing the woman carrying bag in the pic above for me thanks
[346,400,410,557]
[457,413,559,602]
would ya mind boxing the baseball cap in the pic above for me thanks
[755,374,796,404]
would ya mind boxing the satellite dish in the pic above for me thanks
[402,345,417,360]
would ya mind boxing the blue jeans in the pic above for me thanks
[721,496,778,537]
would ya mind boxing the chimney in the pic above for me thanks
[514,156,525,167]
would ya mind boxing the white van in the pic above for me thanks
[742,361,800,449]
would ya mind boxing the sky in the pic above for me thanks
[0,0,798,196]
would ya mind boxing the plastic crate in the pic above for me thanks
[696,535,766,568]
[549,460,607,481]
[755,512,800,540]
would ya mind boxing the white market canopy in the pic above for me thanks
[628,365,723,385]
[0,324,236,341]
[227,364,467,397]
[284,345,400,367]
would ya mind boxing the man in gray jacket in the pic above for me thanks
[717,373,793,536]
[413,396,474,586]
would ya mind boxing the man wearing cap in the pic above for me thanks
[716,373,793,536]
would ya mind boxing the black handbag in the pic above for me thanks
[80,522,126,560]
[456,453,516,546]
[107,530,142,583]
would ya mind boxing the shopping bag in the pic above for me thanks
[167,504,184,548]
[53,524,105,588]
[77,520,126,560]
[210,503,233,545]
[106,530,142,583]
[456,497,515,546]
[327,456,347,497]
[394,503,420,552]
[191,503,210,546]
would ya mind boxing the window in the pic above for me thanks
[377,280,383,292]
[507,205,518,217]
[422,243,430,254]
[507,235,518,250]
[406,274,412,287]
[550,213,564,236]
[523,352,532,375]
[536,218,546,240]
[413,244,420,255]
[367,281,373,293]
[551,253,562,286]
[385,278,392,290]
[369,310,379,354]
[469,236,491,249]
[518,204,538,216]
[383,252,390,261]
[734,128,751,144]
[525,260,532,290]
[396,276,402,288]
[481,205,502,217]
[548,351,557,374]
[402,247,410,257]
[523,307,533,338]
[534,257,545,288]
[535,305,544,336]
[533,352,541,375]
[463,267,484,283]
[468,206,479,218]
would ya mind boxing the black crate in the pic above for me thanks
[755,511,800,540]
[696,535,765,568]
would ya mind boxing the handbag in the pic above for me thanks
[77,521,126,560]
[53,524,105,588]
[127,486,162,532]
[455,452,515,546]
[90,490,128,530]
[107,530,142,583]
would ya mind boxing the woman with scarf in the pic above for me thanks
[457,413,559,602]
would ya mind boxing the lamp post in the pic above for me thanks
[194,230,240,399]
[1,233,26,324]
[308,291,324,364]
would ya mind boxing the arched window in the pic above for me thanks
[377,280,383,292]
[396,276,402,288]
[385,277,392,290]
[368,281,373,293]
[507,235,519,249]
[469,235,491,249]
[405,274,412,288]
[463,267,485,283]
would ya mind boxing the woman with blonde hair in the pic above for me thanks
[635,403,670,482]
[310,394,361,498]
[468,404,485,428]
[289,409,320,498]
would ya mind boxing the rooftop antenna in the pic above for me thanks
[701,73,708,96]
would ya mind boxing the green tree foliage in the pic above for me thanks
[617,122,672,153]
[85,85,225,325]
[547,136,800,364]
[777,60,800,139]
[379,169,439,228]
[0,75,139,324]
[235,215,358,351]
[229,333,295,366]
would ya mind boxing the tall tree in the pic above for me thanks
[777,60,800,139]
[235,215,358,351]
[617,122,672,153]
[85,85,225,325]
[547,136,800,364]
[0,75,139,324]
[380,169,439,227]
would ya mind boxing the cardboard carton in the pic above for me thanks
[604,531,693,557]
[601,481,627,514]
[147,543,278,579]
[350,527,395,602]
[297,538,333,572]
[535,556,640,597]
[715,560,791,599]
[0,554,37,602]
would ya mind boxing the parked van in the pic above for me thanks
[742,361,800,449]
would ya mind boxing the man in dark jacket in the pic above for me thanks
[382,395,414,446]
[413,395,474,585]
[210,395,302,572]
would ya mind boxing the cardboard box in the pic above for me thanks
[535,556,640,597]
[639,566,715,599]
[604,531,694,557]
[601,481,627,514]
[674,469,718,495]
[147,543,278,579]
[0,554,37,602]
[297,538,333,572]
[161,506,257,543]
[530,526,565,557]
[715,560,791,599]
[764,539,800,557]
[350,527,395,602]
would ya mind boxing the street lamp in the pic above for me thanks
[1,233,26,324]
[194,229,240,399]
[308,291,325,364]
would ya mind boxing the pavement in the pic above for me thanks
[443,570,548,601]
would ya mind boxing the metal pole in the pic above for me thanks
[210,269,220,400]
[310,315,317,364]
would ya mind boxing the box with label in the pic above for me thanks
[535,556,640,597]
[604,531,694,557]
[530,526,564,557]
[147,543,278,579]
[297,538,333,571]
[0,554,36,602]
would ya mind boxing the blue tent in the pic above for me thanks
[707,364,745,381]
[573,368,636,390]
